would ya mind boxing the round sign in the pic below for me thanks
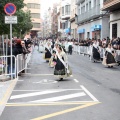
[4,3,16,15]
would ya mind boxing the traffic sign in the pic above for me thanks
[4,3,16,15]
[5,16,17,24]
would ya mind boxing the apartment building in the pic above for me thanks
[102,0,120,39]
[75,0,109,40]
[69,0,77,39]
[24,0,41,37]
[57,5,63,39]
[51,4,59,39]
[61,0,71,38]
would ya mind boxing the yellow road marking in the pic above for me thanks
[31,102,100,120]
[6,102,99,107]
[0,80,17,105]
[21,74,53,76]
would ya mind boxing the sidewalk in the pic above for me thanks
[0,79,17,116]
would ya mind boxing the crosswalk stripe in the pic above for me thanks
[10,90,67,100]
[30,92,86,103]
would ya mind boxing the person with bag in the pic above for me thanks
[53,45,72,81]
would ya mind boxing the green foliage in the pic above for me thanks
[0,0,33,36]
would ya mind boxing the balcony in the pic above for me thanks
[75,0,85,5]
[77,5,101,24]
[102,0,120,11]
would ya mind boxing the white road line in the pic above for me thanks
[30,92,86,103]
[80,85,99,102]
[17,80,24,82]
[10,90,67,100]
[73,79,79,83]
[13,89,83,91]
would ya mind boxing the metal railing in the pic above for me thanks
[73,45,120,62]
[0,55,17,81]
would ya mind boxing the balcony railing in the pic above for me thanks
[75,0,85,5]
[77,5,101,24]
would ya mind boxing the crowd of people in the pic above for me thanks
[0,37,33,78]
[38,37,120,70]
[0,36,120,80]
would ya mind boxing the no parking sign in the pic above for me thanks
[4,3,16,15]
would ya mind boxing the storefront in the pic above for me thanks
[91,25,101,39]
[77,29,85,40]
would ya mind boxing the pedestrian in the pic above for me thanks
[102,43,117,68]
[92,40,101,62]
[43,42,52,62]
[68,40,73,55]
[53,45,72,81]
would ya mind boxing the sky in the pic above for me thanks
[41,0,60,18]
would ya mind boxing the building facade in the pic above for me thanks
[69,0,77,39]
[24,0,41,37]
[76,0,110,40]
[60,0,71,38]
[102,0,120,39]
[51,4,59,39]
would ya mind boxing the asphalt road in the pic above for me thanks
[1,47,120,120]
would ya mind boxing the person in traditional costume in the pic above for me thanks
[44,42,52,62]
[53,45,72,81]
[49,44,58,68]
[92,40,101,62]
[39,40,44,53]
[102,43,117,67]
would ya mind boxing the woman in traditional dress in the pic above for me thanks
[102,43,117,67]
[53,45,72,81]
[49,44,58,68]
[39,40,44,53]
[44,42,52,62]
[92,40,101,62]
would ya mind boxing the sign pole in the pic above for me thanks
[10,23,13,79]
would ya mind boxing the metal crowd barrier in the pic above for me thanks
[16,52,32,77]
[0,55,17,80]
[73,45,120,62]
[73,45,105,58]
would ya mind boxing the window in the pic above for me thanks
[89,1,91,10]
[33,23,41,28]
[86,4,88,11]
[65,5,70,15]
[112,23,117,38]
[31,13,40,18]
[62,7,64,16]
[27,3,40,9]
[94,0,96,7]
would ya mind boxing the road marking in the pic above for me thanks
[31,102,100,120]
[73,79,79,83]
[22,73,53,76]
[13,89,83,91]
[33,79,58,84]
[81,85,99,102]
[17,80,24,82]
[0,80,17,105]
[30,92,86,103]
[6,101,100,106]
[10,90,67,100]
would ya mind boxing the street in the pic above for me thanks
[1,47,120,120]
